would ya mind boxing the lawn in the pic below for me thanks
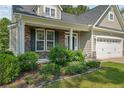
[45,62,124,88]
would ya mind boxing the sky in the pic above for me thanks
[0,5,124,20]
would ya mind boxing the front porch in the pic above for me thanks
[9,14,92,59]
[25,25,83,59]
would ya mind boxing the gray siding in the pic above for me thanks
[79,31,92,58]
[98,7,122,31]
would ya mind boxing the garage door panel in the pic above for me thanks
[96,37,123,59]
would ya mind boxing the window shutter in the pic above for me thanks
[30,28,35,51]
[55,31,59,45]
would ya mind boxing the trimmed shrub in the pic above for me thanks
[39,63,61,75]
[18,51,39,71]
[67,50,75,62]
[67,50,85,62]
[0,54,20,85]
[61,62,87,75]
[39,63,60,81]
[86,60,101,68]
[75,50,85,62]
[0,50,14,55]
[48,45,68,66]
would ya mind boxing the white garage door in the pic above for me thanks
[96,37,123,59]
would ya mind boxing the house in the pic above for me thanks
[9,5,124,60]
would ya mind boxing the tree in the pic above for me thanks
[120,8,124,14]
[61,5,90,15]
[0,18,10,50]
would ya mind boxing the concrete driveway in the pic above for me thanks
[102,57,124,63]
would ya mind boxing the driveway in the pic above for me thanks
[102,57,124,63]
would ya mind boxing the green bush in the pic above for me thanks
[67,50,85,62]
[39,63,60,81]
[75,50,85,62]
[18,51,39,71]
[0,54,20,85]
[86,60,101,68]
[0,50,14,55]
[24,75,34,85]
[40,73,54,81]
[67,50,75,62]
[48,45,68,66]
[61,62,87,75]
[39,63,61,75]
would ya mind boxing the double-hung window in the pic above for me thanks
[35,29,55,51]
[45,7,50,16]
[46,30,55,51]
[45,6,55,18]
[36,29,45,51]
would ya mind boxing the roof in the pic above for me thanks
[61,5,109,25]
[12,5,109,25]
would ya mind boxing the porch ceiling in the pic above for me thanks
[16,13,91,31]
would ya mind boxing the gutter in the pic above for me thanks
[93,26,124,34]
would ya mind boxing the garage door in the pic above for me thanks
[96,37,123,59]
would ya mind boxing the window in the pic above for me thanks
[45,7,50,16]
[51,9,55,17]
[35,29,55,51]
[44,6,56,18]
[108,12,114,21]
[46,30,55,51]
[36,29,45,51]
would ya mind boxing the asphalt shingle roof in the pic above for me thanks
[12,5,109,25]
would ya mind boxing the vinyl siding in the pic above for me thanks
[79,31,92,58]
[97,7,122,31]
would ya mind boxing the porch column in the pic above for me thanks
[69,28,73,50]
[18,19,25,55]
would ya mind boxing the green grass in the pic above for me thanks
[45,62,124,88]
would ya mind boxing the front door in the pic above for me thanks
[65,33,78,50]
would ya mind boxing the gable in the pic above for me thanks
[97,6,123,31]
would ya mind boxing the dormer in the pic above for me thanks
[33,5,62,19]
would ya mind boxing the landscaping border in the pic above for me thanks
[38,67,101,88]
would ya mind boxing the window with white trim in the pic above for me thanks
[36,29,45,51]
[108,12,114,21]
[45,6,56,18]
[45,7,50,16]
[46,30,55,51]
[35,29,55,51]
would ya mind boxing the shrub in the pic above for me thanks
[40,73,54,81]
[61,62,87,75]
[18,51,39,71]
[39,63,61,75]
[67,50,75,62]
[67,50,85,62]
[24,75,34,85]
[75,50,85,62]
[86,60,101,68]
[48,45,68,66]
[0,50,14,55]
[39,63,61,81]
[0,54,20,85]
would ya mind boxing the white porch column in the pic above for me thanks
[18,18,25,55]
[69,28,73,50]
